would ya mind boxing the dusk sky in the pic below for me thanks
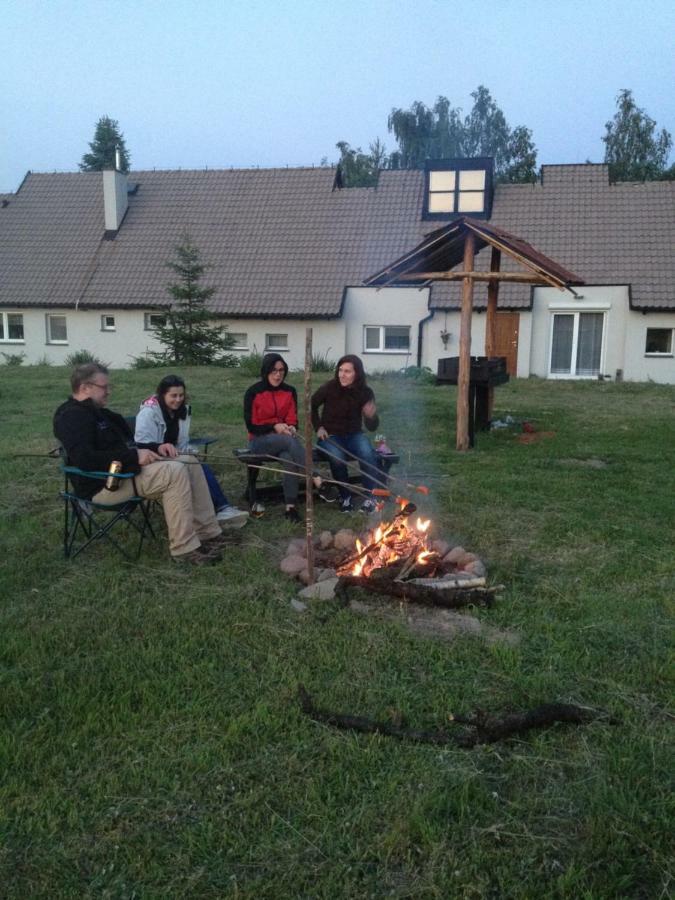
[3,0,674,193]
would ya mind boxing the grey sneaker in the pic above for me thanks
[216,505,249,528]
[360,498,377,514]
[340,497,353,513]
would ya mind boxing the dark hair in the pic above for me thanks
[334,354,366,388]
[71,362,108,392]
[156,375,188,417]
[260,353,288,380]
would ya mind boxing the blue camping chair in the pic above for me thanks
[60,458,156,561]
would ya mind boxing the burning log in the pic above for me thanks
[336,574,498,609]
[297,684,612,747]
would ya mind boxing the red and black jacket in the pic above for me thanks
[243,353,298,439]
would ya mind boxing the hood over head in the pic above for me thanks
[260,353,288,381]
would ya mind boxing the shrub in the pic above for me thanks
[33,355,53,367]
[236,350,265,377]
[129,354,160,370]
[1,352,25,366]
[310,349,337,372]
[64,349,106,368]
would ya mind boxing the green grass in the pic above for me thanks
[1,368,673,898]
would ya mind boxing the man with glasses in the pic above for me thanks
[54,363,225,565]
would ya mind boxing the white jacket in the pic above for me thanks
[134,396,192,452]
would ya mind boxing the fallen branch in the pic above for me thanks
[336,574,498,609]
[297,685,612,747]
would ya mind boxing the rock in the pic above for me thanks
[317,567,336,581]
[280,554,308,576]
[444,546,466,564]
[298,577,339,601]
[456,551,478,568]
[334,529,356,551]
[463,559,487,578]
[319,530,334,549]
[290,598,308,613]
[286,538,307,557]
[297,568,311,585]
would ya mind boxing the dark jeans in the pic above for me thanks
[201,463,229,511]
[248,433,305,505]
[317,433,382,500]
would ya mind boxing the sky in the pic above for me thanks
[2,0,674,193]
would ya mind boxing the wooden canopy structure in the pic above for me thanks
[364,216,585,451]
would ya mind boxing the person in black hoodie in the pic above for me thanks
[243,353,307,523]
[311,354,381,514]
[53,363,224,565]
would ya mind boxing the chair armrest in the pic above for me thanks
[62,465,137,480]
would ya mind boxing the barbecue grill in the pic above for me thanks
[436,356,510,446]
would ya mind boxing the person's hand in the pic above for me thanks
[316,426,328,441]
[137,449,161,466]
[362,400,377,419]
[287,425,297,437]
[274,423,291,435]
[158,443,178,458]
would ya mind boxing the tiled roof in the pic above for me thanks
[1,163,673,314]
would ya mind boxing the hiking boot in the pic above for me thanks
[360,498,377,514]
[284,506,302,524]
[173,547,222,566]
[201,533,232,552]
[216,505,249,528]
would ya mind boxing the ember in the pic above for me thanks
[336,501,440,581]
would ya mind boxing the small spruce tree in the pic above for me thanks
[150,235,236,366]
[79,116,131,172]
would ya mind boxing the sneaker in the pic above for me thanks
[340,497,353,513]
[360,498,377,514]
[216,505,249,528]
[173,547,222,566]
[317,483,340,503]
[284,506,302,524]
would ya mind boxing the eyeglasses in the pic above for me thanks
[86,381,111,391]
[271,366,285,373]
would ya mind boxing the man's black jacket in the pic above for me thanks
[53,398,140,499]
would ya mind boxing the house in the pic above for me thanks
[1,160,673,383]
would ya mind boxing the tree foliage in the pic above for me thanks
[150,235,237,366]
[335,139,387,187]
[602,89,673,181]
[79,116,131,172]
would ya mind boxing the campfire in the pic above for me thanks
[336,502,438,581]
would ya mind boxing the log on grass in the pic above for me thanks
[336,574,497,609]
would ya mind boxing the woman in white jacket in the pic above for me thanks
[135,375,248,527]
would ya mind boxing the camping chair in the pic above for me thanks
[124,415,219,456]
[60,458,156,561]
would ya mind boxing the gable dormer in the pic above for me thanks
[423,157,494,220]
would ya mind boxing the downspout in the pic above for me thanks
[417,310,435,367]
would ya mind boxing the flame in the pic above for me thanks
[416,518,431,533]
[353,559,364,576]
[416,549,432,565]
[355,537,363,554]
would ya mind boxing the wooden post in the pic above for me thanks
[303,328,315,584]
[456,231,475,452]
[485,246,501,422]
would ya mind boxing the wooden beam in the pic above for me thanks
[462,226,568,290]
[456,232,475,452]
[391,271,554,285]
[304,328,315,584]
[485,247,501,422]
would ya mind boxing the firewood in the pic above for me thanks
[336,575,497,609]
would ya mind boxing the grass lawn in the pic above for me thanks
[0,366,673,898]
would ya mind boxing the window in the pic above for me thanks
[265,333,288,351]
[364,325,411,353]
[550,312,604,377]
[230,332,249,350]
[424,158,493,219]
[46,314,68,344]
[645,328,673,355]
[101,314,116,331]
[144,313,166,331]
[0,312,24,342]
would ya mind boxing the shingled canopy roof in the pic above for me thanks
[364,216,584,290]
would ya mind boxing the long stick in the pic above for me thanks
[304,329,315,585]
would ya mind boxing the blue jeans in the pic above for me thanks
[318,433,382,499]
[248,433,305,505]
[201,463,229,511]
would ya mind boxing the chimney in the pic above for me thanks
[102,166,128,234]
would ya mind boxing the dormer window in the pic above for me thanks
[424,157,493,220]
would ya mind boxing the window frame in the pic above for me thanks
[101,314,116,332]
[423,157,493,220]
[644,327,674,357]
[548,310,606,379]
[265,333,289,352]
[363,324,412,354]
[45,313,68,345]
[0,311,25,343]
[229,332,249,351]
[144,312,167,331]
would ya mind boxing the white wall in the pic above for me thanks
[529,285,630,379]
[1,308,346,370]
[623,311,675,384]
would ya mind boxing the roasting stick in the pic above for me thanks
[303,328,315,585]
[312,440,430,500]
